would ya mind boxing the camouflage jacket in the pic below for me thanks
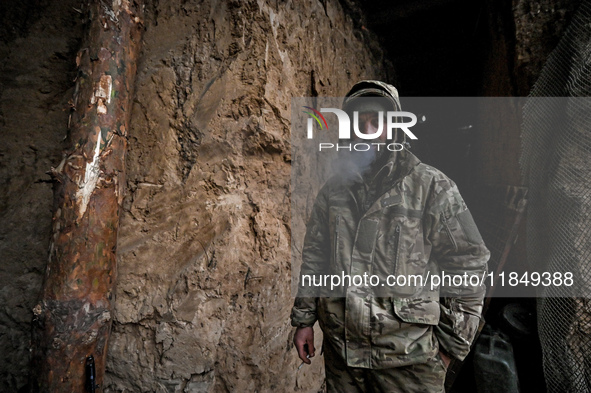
[291,148,490,369]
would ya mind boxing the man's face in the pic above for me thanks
[341,110,392,173]
[354,111,388,143]
[340,97,394,172]
[346,96,392,143]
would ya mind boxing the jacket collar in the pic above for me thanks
[370,148,421,188]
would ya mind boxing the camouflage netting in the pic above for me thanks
[520,0,591,391]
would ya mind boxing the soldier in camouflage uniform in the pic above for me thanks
[291,80,490,392]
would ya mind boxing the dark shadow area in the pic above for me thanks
[359,0,486,97]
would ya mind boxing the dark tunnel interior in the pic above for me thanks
[358,0,486,96]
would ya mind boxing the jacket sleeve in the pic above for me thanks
[290,183,331,328]
[425,176,490,361]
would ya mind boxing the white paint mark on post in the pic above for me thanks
[76,128,103,220]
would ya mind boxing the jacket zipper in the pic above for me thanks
[392,224,401,274]
[334,215,341,263]
[441,213,458,252]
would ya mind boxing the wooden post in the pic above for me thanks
[31,0,143,391]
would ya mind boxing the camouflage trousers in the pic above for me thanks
[323,340,447,393]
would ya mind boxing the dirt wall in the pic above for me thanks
[0,0,392,391]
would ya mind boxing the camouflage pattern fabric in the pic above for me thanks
[291,80,490,375]
[324,338,447,393]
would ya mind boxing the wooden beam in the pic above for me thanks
[30,0,143,391]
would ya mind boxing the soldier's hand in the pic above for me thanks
[294,327,315,364]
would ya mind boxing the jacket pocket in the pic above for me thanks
[441,210,481,252]
[441,213,458,252]
[392,297,441,325]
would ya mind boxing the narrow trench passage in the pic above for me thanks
[0,0,585,391]
[355,1,547,392]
